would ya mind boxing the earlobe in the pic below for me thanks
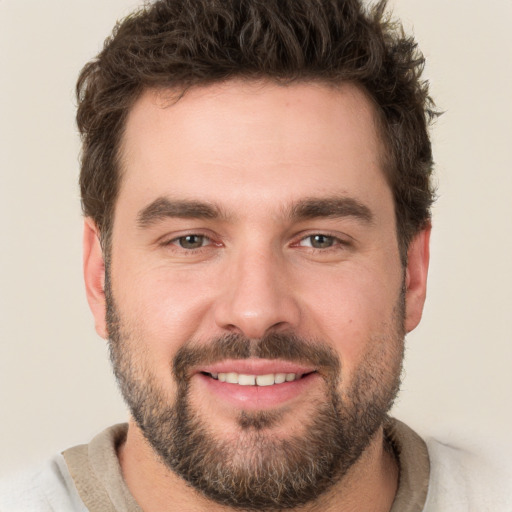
[83,218,108,339]
[404,225,431,333]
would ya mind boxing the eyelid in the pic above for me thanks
[298,235,335,248]
[158,229,222,249]
[171,234,210,249]
[292,230,353,248]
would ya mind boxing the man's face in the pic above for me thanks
[85,81,429,509]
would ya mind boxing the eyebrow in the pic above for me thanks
[137,197,225,228]
[136,195,374,229]
[289,197,374,224]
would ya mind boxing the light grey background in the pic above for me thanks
[1,0,511,476]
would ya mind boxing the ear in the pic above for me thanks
[83,218,108,339]
[404,225,431,333]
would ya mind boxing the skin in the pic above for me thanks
[83,80,430,511]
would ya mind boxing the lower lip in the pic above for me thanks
[196,372,321,410]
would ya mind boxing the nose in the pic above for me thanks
[213,246,301,339]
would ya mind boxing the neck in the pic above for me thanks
[118,419,398,512]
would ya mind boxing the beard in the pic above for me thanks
[106,280,405,511]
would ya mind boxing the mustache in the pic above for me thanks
[173,332,341,381]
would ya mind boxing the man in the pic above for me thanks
[0,0,509,511]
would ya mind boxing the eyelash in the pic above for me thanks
[295,234,347,250]
[162,234,216,251]
[161,232,350,253]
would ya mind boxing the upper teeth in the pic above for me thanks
[212,372,300,386]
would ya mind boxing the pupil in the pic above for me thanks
[180,235,203,249]
[312,235,332,248]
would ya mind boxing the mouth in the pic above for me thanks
[195,360,321,410]
[201,371,314,386]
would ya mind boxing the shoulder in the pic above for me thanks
[423,437,512,512]
[0,454,87,512]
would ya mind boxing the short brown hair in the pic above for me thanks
[77,0,437,260]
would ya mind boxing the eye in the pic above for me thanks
[174,234,209,249]
[299,234,337,249]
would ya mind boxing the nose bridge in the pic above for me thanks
[214,241,299,338]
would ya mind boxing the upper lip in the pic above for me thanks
[197,359,317,376]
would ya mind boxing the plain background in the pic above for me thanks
[0,0,511,477]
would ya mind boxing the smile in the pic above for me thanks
[197,363,320,410]
[204,372,309,386]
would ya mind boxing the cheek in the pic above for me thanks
[112,261,218,356]
[297,264,403,367]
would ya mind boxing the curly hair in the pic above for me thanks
[76,0,437,261]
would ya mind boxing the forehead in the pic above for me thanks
[118,80,390,217]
